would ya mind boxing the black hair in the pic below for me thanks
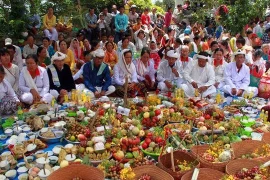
[59,40,67,47]
[210,41,218,48]
[26,54,39,64]
[37,46,46,57]
[105,41,114,47]
[220,40,229,49]
[0,65,5,74]
[175,38,182,45]
[123,50,132,56]
[89,7,94,11]
[254,49,264,58]
[26,35,35,40]
[194,35,201,41]
[177,4,182,8]
[122,37,129,42]
[167,7,172,11]
[119,5,124,9]
[42,37,50,42]
[0,48,10,57]
[141,47,150,56]
[183,38,190,45]
[246,29,253,35]
[236,37,246,46]
[5,45,16,51]
[90,40,99,51]
[214,48,224,54]
[83,50,91,57]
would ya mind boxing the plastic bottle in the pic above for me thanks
[17,106,24,120]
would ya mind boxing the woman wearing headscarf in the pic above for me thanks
[19,54,53,105]
[135,47,156,90]
[113,49,147,97]
[0,65,20,114]
[249,49,266,87]
[69,38,84,69]
[59,40,75,72]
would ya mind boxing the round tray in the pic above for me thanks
[38,129,64,144]
[64,138,80,144]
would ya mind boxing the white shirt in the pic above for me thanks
[3,64,20,92]
[183,61,215,87]
[224,62,250,89]
[210,59,228,83]
[128,12,139,24]
[157,60,182,82]
[73,64,85,80]
[134,29,149,51]
[149,12,157,23]
[113,62,138,85]
[19,66,50,97]
[134,59,156,82]
[12,45,23,69]
[0,79,19,102]
[23,44,38,58]
[253,24,263,36]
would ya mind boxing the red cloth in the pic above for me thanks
[141,14,150,26]
[164,12,172,27]
[28,68,40,77]
[213,59,223,67]
[150,52,161,70]
[181,56,188,62]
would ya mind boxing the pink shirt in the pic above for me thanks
[164,12,172,27]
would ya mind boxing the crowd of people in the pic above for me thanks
[1,2,270,115]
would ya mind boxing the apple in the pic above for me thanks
[198,116,205,122]
[142,106,149,112]
[99,108,105,116]
[77,134,87,141]
[86,147,94,153]
[204,114,211,119]
[121,138,128,146]
[142,142,148,149]
[143,112,150,118]
[139,130,145,137]
[114,150,124,160]
[132,127,140,136]
[145,138,152,145]
[85,129,91,138]
[155,109,161,116]
[169,108,175,113]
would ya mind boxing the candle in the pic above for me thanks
[64,94,68,102]
[51,97,55,107]
[195,89,199,97]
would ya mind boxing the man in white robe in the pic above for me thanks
[223,50,258,97]
[180,52,216,97]
[157,50,183,91]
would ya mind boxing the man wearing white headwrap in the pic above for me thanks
[222,50,258,97]
[83,49,115,98]
[47,51,76,103]
[113,49,147,97]
[180,51,216,98]
[157,50,183,91]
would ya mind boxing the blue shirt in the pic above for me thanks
[85,13,97,27]
[28,14,41,29]
[83,61,112,93]
[114,13,128,32]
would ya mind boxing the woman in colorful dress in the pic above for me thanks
[19,54,53,105]
[37,47,50,68]
[59,40,75,72]
[0,65,20,115]
[249,49,266,87]
[0,48,19,93]
[113,49,147,97]
[43,7,58,41]
[104,41,118,70]
[135,47,156,90]
[69,38,84,69]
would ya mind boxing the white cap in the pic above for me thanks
[131,5,137,8]
[234,49,246,56]
[5,38,12,46]
[94,49,105,58]
[51,52,66,61]
[167,50,179,59]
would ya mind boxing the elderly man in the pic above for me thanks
[157,50,183,91]
[47,52,76,103]
[181,51,216,98]
[83,49,115,98]
[223,50,258,97]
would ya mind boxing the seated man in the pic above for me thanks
[157,50,183,92]
[47,52,76,103]
[181,51,216,98]
[83,49,115,98]
[223,50,258,97]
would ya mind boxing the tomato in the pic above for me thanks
[145,138,152,145]
[142,142,148,149]
[99,109,105,116]
[204,114,211,119]
[146,132,153,138]
[155,109,161,116]
[155,137,163,143]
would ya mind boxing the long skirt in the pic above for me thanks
[0,96,17,115]
[115,82,147,98]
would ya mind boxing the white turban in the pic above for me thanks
[51,51,66,61]
[167,50,179,59]
[94,49,105,58]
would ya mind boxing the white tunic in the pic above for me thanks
[3,64,19,92]
[210,59,228,83]
[134,59,156,82]
[0,79,19,101]
[113,62,138,86]
[157,60,183,83]
[19,66,50,96]
[224,62,250,90]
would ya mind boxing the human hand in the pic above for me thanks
[30,89,41,102]
[165,81,173,89]
[237,89,244,96]
[172,68,179,77]
[214,82,220,88]
[231,88,237,95]
[191,81,198,89]
[100,90,106,96]
[94,91,101,98]
[198,86,208,93]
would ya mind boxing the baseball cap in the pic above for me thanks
[5,38,12,46]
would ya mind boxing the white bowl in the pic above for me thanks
[25,156,34,163]
[47,151,53,157]
[65,154,76,162]
[64,144,73,149]
[52,146,63,155]
[38,169,51,180]
[22,127,31,133]
[36,157,49,169]
[0,174,6,180]
[52,166,60,171]
[18,173,28,180]
[48,156,58,165]
[1,151,11,156]
[17,166,28,175]
[4,129,13,136]
[17,162,26,168]
[5,169,16,179]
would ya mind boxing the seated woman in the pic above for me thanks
[69,38,84,69]
[0,66,20,115]
[59,40,75,72]
[211,48,228,89]
[47,52,76,103]
[135,47,156,90]
[104,41,118,70]
[37,47,50,68]
[0,49,19,93]
[249,49,265,87]
[42,37,55,58]
[19,55,53,105]
[113,49,147,97]
[43,7,58,41]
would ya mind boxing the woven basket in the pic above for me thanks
[47,164,104,180]
[181,168,225,180]
[190,144,233,172]
[133,165,174,180]
[158,150,200,179]
[226,159,262,175]
[231,140,270,162]
[262,132,270,144]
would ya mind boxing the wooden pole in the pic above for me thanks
[123,76,128,108]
